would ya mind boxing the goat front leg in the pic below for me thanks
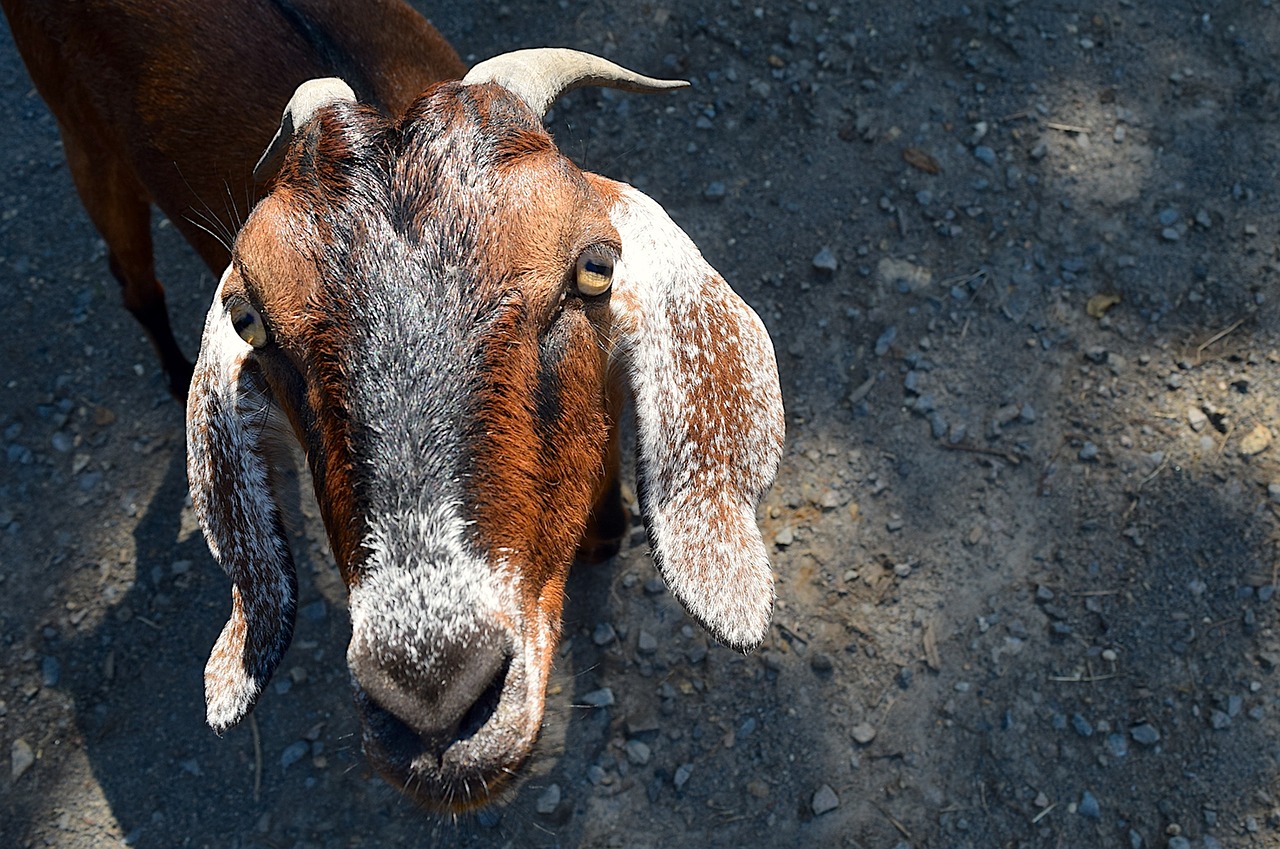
[61,127,193,399]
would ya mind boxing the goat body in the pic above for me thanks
[2,0,464,395]
[7,0,785,813]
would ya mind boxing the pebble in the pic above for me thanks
[851,722,877,744]
[812,247,838,272]
[580,688,615,708]
[637,630,658,655]
[974,145,996,165]
[535,783,562,814]
[1187,406,1207,432]
[1239,424,1272,456]
[673,763,694,790]
[280,740,309,770]
[774,526,795,547]
[810,652,834,673]
[1105,733,1129,758]
[811,784,840,815]
[1167,838,1191,849]
[1079,790,1101,820]
[703,181,726,200]
[593,622,618,646]
[874,325,898,356]
[1078,442,1099,461]
[1130,723,1161,746]
[1269,483,1280,504]
[1158,208,1181,227]
[11,738,34,781]
[41,655,59,687]
[1071,714,1094,737]
[625,739,652,765]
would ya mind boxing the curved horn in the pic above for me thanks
[254,77,357,183]
[462,48,688,117]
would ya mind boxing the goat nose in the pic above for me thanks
[348,620,511,743]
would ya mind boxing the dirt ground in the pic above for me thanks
[4,1,1280,847]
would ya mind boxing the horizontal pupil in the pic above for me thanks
[232,312,257,333]
[583,259,611,277]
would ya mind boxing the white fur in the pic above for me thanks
[349,503,511,667]
[604,182,785,650]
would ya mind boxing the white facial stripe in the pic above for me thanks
[350,502,513,665]
[187,267,298,732]
[605,183,785,650]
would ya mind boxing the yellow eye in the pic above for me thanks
[575,250,614,296]
[228,299,269,348]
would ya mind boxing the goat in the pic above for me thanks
[1,0,465,397]
[7,0,784,811]
[188,46,785,810]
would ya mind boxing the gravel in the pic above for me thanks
[811,784,839,816]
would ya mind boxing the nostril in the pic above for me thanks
[349,622,513,745]
[457,652,511,742]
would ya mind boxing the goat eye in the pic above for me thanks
[574,250,614,297]
[228,300,269,348]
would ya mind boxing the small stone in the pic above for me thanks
[973,145,996,165]
[11,738,34,781]
[1167,837,1191,849]
[674,763,694,790]
[625,739,652,765]
[746,779,770,798]
[812,784,840,815]
[535,783,562,815]
[1239,424,1273,456]
[1158,208,1181,227]
[170,560,192,575]
[1071,714,1094,737]
[280,740,309,770]
[703,181,727,200]
[810,653,834,673]
[1210,710,1231,730]
[1079,790,1101,820]
[1195,209,1212,228]
[180,758,202,776]
[874,325,898,356]
[892,561,911,576]
[1187,406,1208,432]
[593,622,618,646]
[812,247,838,272]
[580,688,615,707]
[1078,442,1099,461]
[1104,733,1129,758]
[637,630,658,655]
[1161,227,1180,241]
[1130,723,1161,746]
[851,723,877,744]
[774,526,795,547]
[41,656,60,688]
[1269,483,1280,504]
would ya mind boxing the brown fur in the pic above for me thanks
[1,0,465,396]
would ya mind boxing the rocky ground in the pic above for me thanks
[4,1,1280,847]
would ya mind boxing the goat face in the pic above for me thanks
[186,51,784,811]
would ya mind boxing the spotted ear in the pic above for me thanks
[595,177,785,652]
[186,268,298,733]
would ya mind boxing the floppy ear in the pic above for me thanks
[186,269,298,732]
[594,177,785,652]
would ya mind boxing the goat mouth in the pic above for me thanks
[353,648,542,811]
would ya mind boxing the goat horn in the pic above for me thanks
[463,48,688,117]
[254,77,357,183]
